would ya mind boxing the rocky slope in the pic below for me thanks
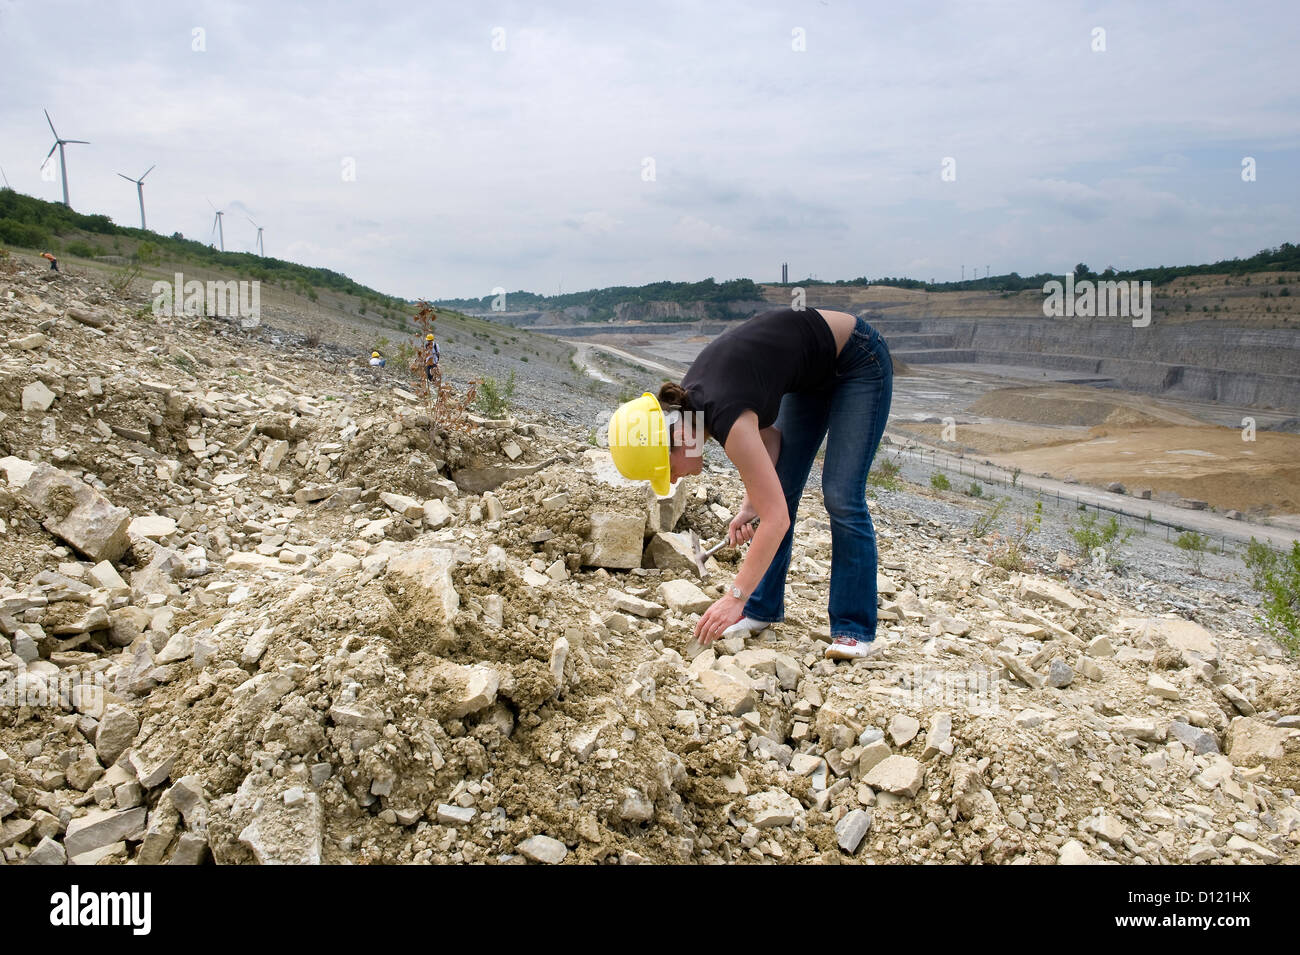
[0,260,1297,865]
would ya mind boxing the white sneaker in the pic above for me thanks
[721,617,771,639]
[824,637,874,660]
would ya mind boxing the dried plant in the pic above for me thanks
[408,300,478,434]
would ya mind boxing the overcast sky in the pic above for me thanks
[2,0,1297,300]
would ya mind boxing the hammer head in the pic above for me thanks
[688,530,709,578]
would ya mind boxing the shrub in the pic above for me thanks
[867,457,902,491]
[1068,511,1133,566]
[1175,531,1211,575]
[475,369,517,417]
[971,496,1008,538]
[992,501,1043,571]
[1243,539,1300,654]
[65,240,97,258]
[966,481,984,498]
[930,471,951,491]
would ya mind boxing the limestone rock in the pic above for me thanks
[607,589,664,618]
[862,755,924,797]
[835,808,872,853]
[746,789,803,828]
[645,531,704,576]
[518,834,568,864]
[1226,717,1294,766]
[63,806,147,858]
[422,498,452,529]
[236,781,323,865]
[1057,839,1096,865]
[1143,617,1218,664]
[657,579,712,615]
[697,668,756,716]
[22,380,56,411]
[921,713,953,759]
[1169,721,1219,756]
[386,547,460,634]
[380,491,423,519]
[431,661,501,719]
[95,705,140,766]
[19,463,131,562]
[585,512,645,570]
[888,714,920,747]
[1017,577,1087,611]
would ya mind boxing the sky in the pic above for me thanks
[1,0,1298,300]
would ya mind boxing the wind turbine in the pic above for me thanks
[41,109,89,207]
[117,165,156,230]
[0,166,11,190]
[246,216,264,256]
[207,199,225,252]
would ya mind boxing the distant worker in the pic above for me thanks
[41,251,58,272]
[606,307,893,660]
[424,333,440,382]
[369,351,386,368]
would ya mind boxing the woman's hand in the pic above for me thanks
[694,595,745,644]
[728,504,758,546]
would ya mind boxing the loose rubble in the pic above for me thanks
[0,261,1297,866]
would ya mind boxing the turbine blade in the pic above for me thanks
[44,108,58,138]
[44,143,58,162]
[140,164,156,181]
[65,140,90,145]
[206,197,217,212]
[117,172,134,182]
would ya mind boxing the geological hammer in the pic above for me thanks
[688,518,757,578]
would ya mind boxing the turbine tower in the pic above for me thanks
[207,199,225,252]
[42,109,89,207]
[246,216,264,256]
[117,165,156,230]
[0,166,11,190]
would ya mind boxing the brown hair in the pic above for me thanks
[657,381,692,411]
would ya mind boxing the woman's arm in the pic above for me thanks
[695,412,791,642]
[731,425,781,544]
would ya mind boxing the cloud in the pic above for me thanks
[0,0,1295,296]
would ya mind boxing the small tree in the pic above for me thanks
[475,370,517,418]
[1175,531,1210,575]
[1068,511,1133,568]
[972,496,1008,538]
[867,457,902,491]
[992,501,1043,571]
[930,471,951,491]
[1243,539,1300,655]
[410,300,477,434]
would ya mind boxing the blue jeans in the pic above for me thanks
[743,316,893,643]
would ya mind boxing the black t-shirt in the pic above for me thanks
[680,307,836,445]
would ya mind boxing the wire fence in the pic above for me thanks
[888,444,1251,558]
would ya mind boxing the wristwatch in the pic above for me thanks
[729,583,746,601]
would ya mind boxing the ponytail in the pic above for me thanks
[657,381,692,411]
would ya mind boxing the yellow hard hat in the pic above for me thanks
[371,352,380,358]
[426,334,435,341]
[607,392,673,496]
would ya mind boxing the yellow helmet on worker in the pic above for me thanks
[371,351,380,358]
[426,334,435,341]
[607,392,673,496]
